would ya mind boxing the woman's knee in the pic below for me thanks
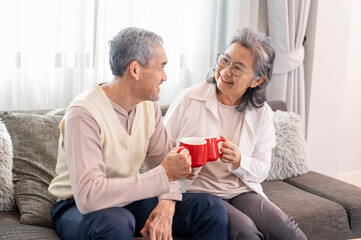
[261,209,307,240]
[231,222,262,240]
[225,201,262,240]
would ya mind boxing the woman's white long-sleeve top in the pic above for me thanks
[163,81,276,200]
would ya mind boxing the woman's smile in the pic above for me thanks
[218,70,234,85]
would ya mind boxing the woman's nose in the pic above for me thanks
[223,64,233,77]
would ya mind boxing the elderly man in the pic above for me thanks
[48,27,228,240]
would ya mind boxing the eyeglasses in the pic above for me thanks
[217,53,253,77]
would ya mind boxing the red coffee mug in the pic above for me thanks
[204,136,226,162]
[178,137,207,167]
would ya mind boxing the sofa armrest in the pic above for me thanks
[284,171,361,235]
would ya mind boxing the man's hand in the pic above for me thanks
[219,134,241,169]
[161,147,192,182]
[140,199,176,240]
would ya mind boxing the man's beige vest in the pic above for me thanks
[48,83,155,200]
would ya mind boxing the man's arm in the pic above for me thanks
[141,103,191,239]
[145,103,183,201]
[64,106,172,214]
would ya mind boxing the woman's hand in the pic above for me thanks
[219,134,241,169]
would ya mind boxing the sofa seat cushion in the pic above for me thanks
[262,180,351,240]
[284,171,361,237]
[0,211,60,239]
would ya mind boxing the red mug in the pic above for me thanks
[204,136,226,162]
[178,136,226,167]
[178,137,207,167]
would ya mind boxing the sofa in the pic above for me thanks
[1,101,361,240]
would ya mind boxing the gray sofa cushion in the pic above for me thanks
[285,171,361,237]
[262,180,352,240]
[0,120,16,211]
[267,110,308,181]
[0,211,60,239]
[1,112,62,228]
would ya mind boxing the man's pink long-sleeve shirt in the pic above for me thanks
[63,100,180,213]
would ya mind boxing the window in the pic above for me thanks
[0,0,253,109]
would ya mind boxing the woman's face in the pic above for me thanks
[215,42,259,105]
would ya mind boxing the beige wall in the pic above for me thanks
[337,0,361,187]
[305,0,361,187]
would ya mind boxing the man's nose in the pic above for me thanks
[162,70,167,81]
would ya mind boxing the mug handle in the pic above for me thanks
[177,146,187,153]
[217,136,226,157]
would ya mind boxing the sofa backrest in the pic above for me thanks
[0,100,288,118]
[267,100,288,112]
[0,109,66,118]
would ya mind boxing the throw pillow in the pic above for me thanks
[266,110,309,181]
[1,112,63,228]
[0,119,16,211]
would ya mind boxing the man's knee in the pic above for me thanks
[202,194,227,219]
[87,207,136,240]
[177,193,228,240]
[187,193,228,225]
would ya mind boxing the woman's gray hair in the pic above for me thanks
[109,27,163,77]
[208,28,275,112]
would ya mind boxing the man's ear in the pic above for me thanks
[129,61,141,80]
[250,77,265,88]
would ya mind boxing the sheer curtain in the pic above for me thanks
[0,0,259,110]
[0,0,95,110]
[266,0,311,130]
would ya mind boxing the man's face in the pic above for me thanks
[137,45,168,101]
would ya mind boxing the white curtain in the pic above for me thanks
[266,0,311,130]
[0,0,259,110]
[0,0,95,110]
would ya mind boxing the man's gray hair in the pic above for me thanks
[108,27,163,77]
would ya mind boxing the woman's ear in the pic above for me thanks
[250,77,265,88]
[129,61,141,80]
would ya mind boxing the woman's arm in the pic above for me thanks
[228,106,276,183]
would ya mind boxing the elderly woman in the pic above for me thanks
[164,28,307,239]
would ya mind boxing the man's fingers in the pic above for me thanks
[162,151,191,181]
[171,147,189,155]
[147,216,165,240]
[177,148,190,157]
[140,227,148,240]
[147,222,157,240]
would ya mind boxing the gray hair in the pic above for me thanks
[108,27,163,77]
[208,28,275,112]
